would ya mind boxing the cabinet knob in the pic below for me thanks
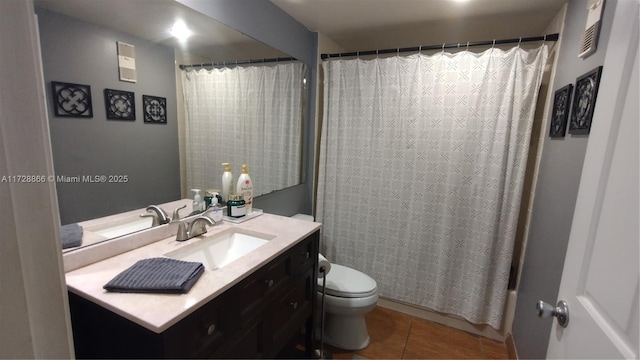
[290,301,298,310]
[265,279,274,288]
[204,323,216,336]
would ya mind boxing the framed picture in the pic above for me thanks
[549,84,573,138]
[51,81,93,118]
[104,89,135,121]
[569,66,603,135]
[142,95,167,124]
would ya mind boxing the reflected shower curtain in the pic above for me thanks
[181,62,304,196]
[317,46,548,328]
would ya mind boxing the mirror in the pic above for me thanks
[34,0,306,250]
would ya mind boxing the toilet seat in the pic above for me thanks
[319,264,377,298]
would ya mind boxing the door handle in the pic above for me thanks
[537,300,569,328]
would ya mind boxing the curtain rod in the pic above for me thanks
[179,56,297,70]
[320,33,559,60]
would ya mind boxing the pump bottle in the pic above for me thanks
[221,163,233,204]
[236,164,253,214]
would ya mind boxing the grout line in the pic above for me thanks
[401,315,414,359]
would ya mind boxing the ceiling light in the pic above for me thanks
[169,21,192,41]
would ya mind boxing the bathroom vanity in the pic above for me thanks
[64,214,320,358]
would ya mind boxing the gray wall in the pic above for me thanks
[512,0,618,358]
[177,0,319,217]
[37,8,180,224]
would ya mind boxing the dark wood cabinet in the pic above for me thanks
[68,230,319,358]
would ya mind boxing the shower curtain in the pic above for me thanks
[317,46,548,328]
[181,62,304,196]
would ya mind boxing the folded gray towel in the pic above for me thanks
[60,223,83,249]
[103,257,204,294]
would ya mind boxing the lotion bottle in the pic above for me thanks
[236,164,253,214]
[221,163,233,204]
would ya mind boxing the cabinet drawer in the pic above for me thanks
[264,272,313,356]
[291,232,317,276]
[163,297,227,358]
[234,255,290,326]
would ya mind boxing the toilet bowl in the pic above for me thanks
[318,263,378,350]
[292,214,379,350]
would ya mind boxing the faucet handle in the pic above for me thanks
[171,204,187,222]
[176,221,189,242]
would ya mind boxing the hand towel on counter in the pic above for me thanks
[104,257,204,294]
[60,223,83,249]
[318,254,331,278]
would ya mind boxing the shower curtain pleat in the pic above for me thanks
[317,46,548,329]
[181,63,304,196]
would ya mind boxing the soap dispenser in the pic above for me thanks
[191,189,204,212]
[205,192,224,223]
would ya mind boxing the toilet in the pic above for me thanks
[292,214,379,351]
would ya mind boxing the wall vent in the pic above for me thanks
[117,41,137,83]
[578,0,605,58]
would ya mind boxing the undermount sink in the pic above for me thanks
[164,228,276,270]
[88,216,154,239]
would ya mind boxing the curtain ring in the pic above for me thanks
[492,39,496,48]
[441,43,445,54]
[356,51,360,58]
[543,34,547,41]
[466,41,470,51]
[376,49,379,59]
[419,45,422,55]
[397,48,400,58]
[518,37,522,48]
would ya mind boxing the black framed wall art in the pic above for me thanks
[142,95,167,124]
[51,81,93,118]
[569,66,603,135]
[104,89,135,121]
[549,84,573,138]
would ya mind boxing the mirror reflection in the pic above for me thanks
[34,0,306,250]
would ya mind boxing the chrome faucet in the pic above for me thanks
[139,213,159,226]
[176,216,215,242]
[145,205,171,225]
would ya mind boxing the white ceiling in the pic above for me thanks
[34,0,569,60]
[270,0,568,51]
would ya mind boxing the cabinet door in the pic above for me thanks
[263,271,314,357]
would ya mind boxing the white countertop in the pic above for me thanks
[65,213,321,333]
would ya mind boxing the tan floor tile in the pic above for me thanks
[403,318,483,359]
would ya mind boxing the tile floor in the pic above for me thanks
[320,306,509,359]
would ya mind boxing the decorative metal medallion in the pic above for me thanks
[142,95,167,124]
[51,81,93,118]
[549,84,573,138]
[569,66,603,135]
[104,89,135,121]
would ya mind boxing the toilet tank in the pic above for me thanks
[292,214,314,222]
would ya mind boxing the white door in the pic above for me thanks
[546,1,639,358]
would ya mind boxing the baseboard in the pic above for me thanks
[506,333,518,359]
[377,297,506,342]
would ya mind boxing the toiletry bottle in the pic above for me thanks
[191,189,204,212]
[205,192,224,223]
[221,163,233,204]
[226,194,246,218]
[236,164,253,214]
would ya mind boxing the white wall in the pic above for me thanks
[0,0,73,357]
